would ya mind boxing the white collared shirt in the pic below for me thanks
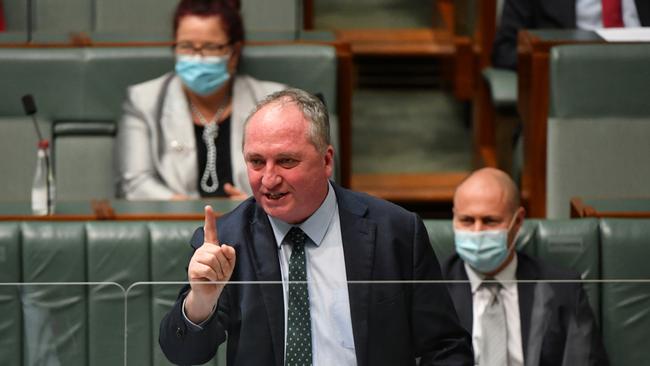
[576,0,641,29]
[465,255,523,366]
[268,182,357,366]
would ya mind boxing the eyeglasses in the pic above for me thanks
[173,41,231,57]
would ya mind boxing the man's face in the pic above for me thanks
[452,178,522,248]
[243,101,334,224]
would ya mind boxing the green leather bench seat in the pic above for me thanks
[1,218,648,365]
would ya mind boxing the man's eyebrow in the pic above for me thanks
[276,152,300,159]
[244,152,262,159]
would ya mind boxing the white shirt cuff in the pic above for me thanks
[181,296,217,332]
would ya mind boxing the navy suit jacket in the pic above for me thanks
[160,184,473,366]
[494,0,650,69]
[442,252,609,366]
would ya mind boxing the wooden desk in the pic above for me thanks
[0,199,242,221]
[0,201,97,221]
[98,199,242,220]
[571,197,650,218]
[517,29,603,217]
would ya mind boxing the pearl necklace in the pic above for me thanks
[189,96,229,193]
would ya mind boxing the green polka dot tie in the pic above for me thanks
[285,227,312,366]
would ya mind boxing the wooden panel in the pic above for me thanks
[351,172,469,203]
[335,28,454,56]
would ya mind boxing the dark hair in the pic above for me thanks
[172,0,244,43]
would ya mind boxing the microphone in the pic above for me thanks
[22,94,44,142]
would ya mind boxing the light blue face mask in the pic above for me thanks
[453,216,516,274]
[175,54,231,96]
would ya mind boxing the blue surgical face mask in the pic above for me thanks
[175,54,231,96]
[453,216,516,274]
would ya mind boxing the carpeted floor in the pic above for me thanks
[351,87,472,174]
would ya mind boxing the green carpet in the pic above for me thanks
[352,87,472,174]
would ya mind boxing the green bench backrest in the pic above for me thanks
[3,218,646,365]
[0,117,53,202]
[600,219,650,366]
[1,0,303,42]
[547,44,650,218]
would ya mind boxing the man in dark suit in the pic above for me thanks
[159,88,473,366]
[494,0,650,69]
[441,168,609,366]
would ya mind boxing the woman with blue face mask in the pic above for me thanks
[116,0,287,200]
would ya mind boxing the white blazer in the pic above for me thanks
[116,73,286,199]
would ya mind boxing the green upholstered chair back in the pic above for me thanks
[0,221,227,366]
[0,117,52,202]
[599,219,650,366]
[1,0,304,42]
[546,44,650,218]
[93,0,177,38]
[1,218,649,364]
[53,122,117,200]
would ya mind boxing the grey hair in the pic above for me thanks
[243,88,331,153]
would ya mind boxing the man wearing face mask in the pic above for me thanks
[441,168,609,366]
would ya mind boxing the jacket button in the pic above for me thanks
[176,327,184,338]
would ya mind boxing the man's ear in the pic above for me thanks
[509,206,526,245]
[324,145,335,178]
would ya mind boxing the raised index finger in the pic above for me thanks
[203,205,218,245]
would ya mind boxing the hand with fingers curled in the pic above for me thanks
[184,205,236,324]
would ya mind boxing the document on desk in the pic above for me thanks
[596,27,650,42]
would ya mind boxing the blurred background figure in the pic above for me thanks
[116,0,286,200]
[494,0,650,69]
[0,0,6,32]
[442,168,609,366]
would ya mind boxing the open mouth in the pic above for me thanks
[265,192,287,200]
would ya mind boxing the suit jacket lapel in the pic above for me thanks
[517,253,538,363]
[445,258,474,333]
[249,205,285,366]
[157,76,199,194]
[635,0,650,26]
[543,0,576,27]
[335,186,375,366]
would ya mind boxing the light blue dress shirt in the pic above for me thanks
[268,182,357,366]
[576,0,641,29]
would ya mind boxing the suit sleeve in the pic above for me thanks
[410,214,474,365]
[158,226,230,365]
[493,0,534,70]
[561,284,610,366]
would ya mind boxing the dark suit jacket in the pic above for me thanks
[442,252,609,366]
[493,0,650,69]
[160,184,473,366]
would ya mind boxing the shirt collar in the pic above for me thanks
[268,181,337,248]
[465,253,518,294]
